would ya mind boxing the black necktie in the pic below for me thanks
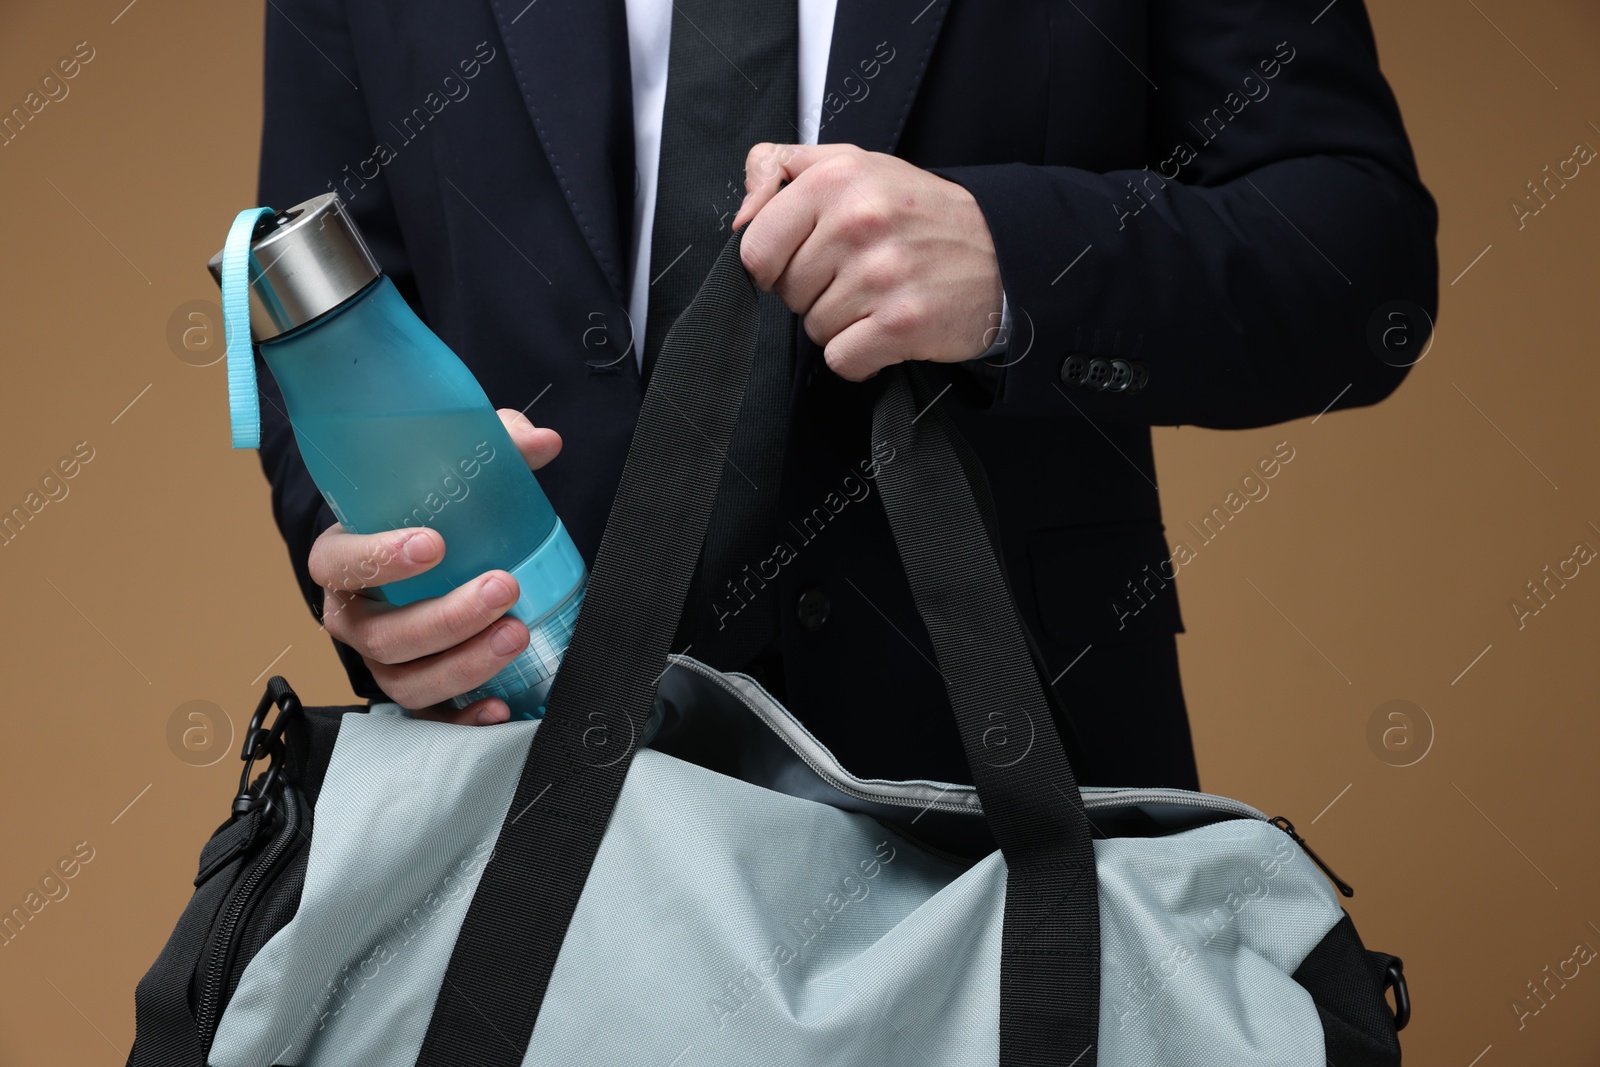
[646,0,799,674]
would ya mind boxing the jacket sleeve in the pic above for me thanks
[936,0,1438,428]
[254,0,420,701]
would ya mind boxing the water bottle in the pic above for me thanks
[209,193,585,719]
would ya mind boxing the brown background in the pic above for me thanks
[1,0,1596,1062]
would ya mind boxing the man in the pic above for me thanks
[255,0,1436,790]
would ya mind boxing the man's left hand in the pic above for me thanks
[732,143,1004,382]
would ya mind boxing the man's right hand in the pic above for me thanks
[307,409,563,726]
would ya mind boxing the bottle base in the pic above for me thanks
[448,574,586,720]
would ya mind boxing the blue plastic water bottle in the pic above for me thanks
[210,193,585,719]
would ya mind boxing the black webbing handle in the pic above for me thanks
[417,233,1100,1065]
[873,364,1100,1066]
[415,233,761,1065]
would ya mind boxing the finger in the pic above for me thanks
[745,149,881,295]
[735,142,808,229]
[769,224,837,318]
[740,163,843,295]
[370,616,532,711]
[734,141,859,236]
[308,521,444,599]
[822,314,904,383]
[798,275,863,349]
[497,408,562,471]
[411,696,513,727]
[736,142,860,226]
[332,570,521,666]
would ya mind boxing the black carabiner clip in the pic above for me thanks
[233,676,303,817]
[1382,956,1410,1031]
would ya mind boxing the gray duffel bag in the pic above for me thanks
[130,233,1409,1067]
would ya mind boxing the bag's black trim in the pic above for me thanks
[1293,911,1406,1066]
[193,785,307,1055]
[126,678,366,1067]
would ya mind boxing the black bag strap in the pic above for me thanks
[417,231,1100,1066]
[415,232,764,1066]
[873,364,1100,1066]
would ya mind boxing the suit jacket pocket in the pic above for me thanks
[1026,520,1184,648]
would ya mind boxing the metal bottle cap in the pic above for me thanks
[206,192,380,341]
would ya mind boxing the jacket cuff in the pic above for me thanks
[934,163,1153,417]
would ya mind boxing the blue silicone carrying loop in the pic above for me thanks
[222,206,275,449]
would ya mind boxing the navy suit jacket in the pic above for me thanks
[255,0,1437,789]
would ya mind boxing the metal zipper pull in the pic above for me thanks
[1269,816,1355,898]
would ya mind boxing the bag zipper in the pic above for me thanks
[1082,789,1355,896]
[678,657,1357,895]
[1079,785,1266,820]
[1268,815,1355,897]
[195,786,303,1053]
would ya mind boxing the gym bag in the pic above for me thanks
[128,232,1409,1066]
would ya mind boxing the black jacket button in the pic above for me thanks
[1130,361,1149,391]
[1084,358,1111,390]
[1108,358,1133,392]
[796,586,831,631]
[1060,353,1087,386]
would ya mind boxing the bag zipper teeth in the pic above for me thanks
[690,662,1355,889]
[678,658,980,814]
[195,787,300,1052]
[679,658,1271,824]
[1080,787,1267,822]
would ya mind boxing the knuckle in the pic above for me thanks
[443,633,510,695]
[366,662,396,697]
[358,620,399,667]
[803,313,828,347]
[740,237,771,284]
[815,154,858,191]
[488,619,529,664]
[862,245,908,290]
[744,142,774,181]
[823,344,853,378]
[307,545,333,585]
[434,595,488,647]
[879,300,923,340]
[840,200,886,241]
[381,673,427,712]
[344,554,381,591]
[322,592,350,638]
[752,142,797,187]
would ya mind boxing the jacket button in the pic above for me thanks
[1108,358,1133,392]
[1084,358,1111,390]
[1130,361,1149,391]
[1059,353,1087,387]
[796,586,831,631]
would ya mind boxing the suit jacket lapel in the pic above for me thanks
[489,0,636,298]
[483,0,948,293]
[816,0,952,153]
